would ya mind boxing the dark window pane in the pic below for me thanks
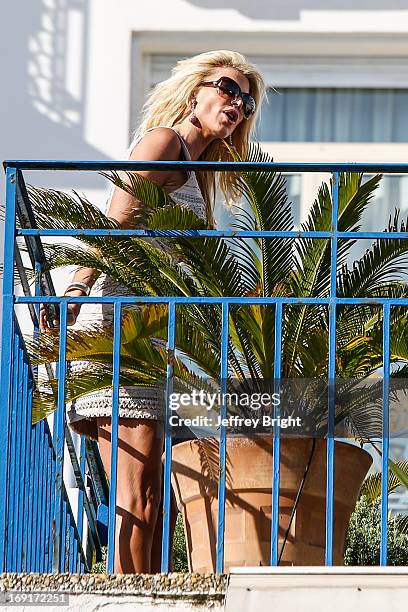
[259,88,408,143]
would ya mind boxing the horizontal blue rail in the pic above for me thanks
[4,159,408,172]
[1,159,404,574]
[16,229,408,239]
[14,295,408,306]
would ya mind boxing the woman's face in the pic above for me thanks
[193,67,251,139]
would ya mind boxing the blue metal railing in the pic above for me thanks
[2,159,408,573]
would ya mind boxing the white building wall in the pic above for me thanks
[2,1,408,198]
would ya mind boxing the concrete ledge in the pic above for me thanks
[226,567,408,612]
[0,573,227,611]
[3,568,408,611]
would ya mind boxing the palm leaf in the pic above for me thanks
[284,173,382,376]
[229,142,294,295]
[360,461,408,502]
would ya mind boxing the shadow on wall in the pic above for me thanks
[187,0,408,20]
[0,0,110,194]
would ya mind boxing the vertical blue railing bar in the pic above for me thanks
[65,501,70,571]
[271,302,283,565]
[72,523,78,572]
[66,517,71,573]
[25,387,35,571]
[49,434,56,571]
[68,520,75,573]
[22,366,32,572]
[41,437,48,572]
[0,167,17,573]
[20,360,29,571]
[13,344,25,571]
[38,424,45,572]
[61,498,67,572]
[53,301,68,571]
[67,519,72,573]
[380,303,391,565]
[44,431,51,571]
[77,436,86,556]
[17,350,28,572]
[44,441,53,571]
[107,301,122,573]
[59,499,65,574]
[73,527,78,572]
[30,419,39,570]
[161,301,176,572]
[32,262,42,572]
[7,333,19,571]
[216,302,229,574]
[34,423,42,573]
[325,172,339,566]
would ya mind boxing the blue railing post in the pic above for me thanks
[53,300,68,571]
[271,302,283,565]
[107,301,122,573]
[7,331,20,570]
[77,436,86,553]
[161,301,176,572]
[325,171,340,566]
[0,166,17,573]
[216,301,229,573]
[22,362,33,572]
[380,303,391,565]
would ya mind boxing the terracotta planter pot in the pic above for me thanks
[171,437,372,571]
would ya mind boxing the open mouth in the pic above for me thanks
[223,109,238,123]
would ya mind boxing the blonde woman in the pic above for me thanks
[40,50,266,573]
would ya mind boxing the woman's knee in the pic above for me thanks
[118,468,162,523]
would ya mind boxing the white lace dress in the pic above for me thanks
[67,128,207,439]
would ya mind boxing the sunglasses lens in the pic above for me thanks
[216,77,256,118]
[218,78,240,98]
[242,95,256,118]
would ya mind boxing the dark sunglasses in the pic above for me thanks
[201,76,256,119]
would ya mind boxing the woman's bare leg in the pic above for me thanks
[150,481,178,572]
[97,417,163,573]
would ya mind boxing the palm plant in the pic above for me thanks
[26,144,408,485]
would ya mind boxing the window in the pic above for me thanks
[259,88,408,143]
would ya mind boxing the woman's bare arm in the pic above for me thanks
[40,128,183,330]
[106,128,184,226]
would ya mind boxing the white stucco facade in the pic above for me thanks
[2,1,408,198]
[2,1,408,256]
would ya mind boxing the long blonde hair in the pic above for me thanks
[131,50,266,225]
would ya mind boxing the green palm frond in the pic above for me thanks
[338,212,408,299]
[27,185,119,250]
[284,173,382,376]
[229,142,294,295]
[147,204,207,231]
[100,170,175,214]
[360,461,408,503]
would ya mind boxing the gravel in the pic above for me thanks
[0,572,227,600]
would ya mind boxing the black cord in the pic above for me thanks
[278,438,316,565]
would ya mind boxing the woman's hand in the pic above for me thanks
[39,289,84,332]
